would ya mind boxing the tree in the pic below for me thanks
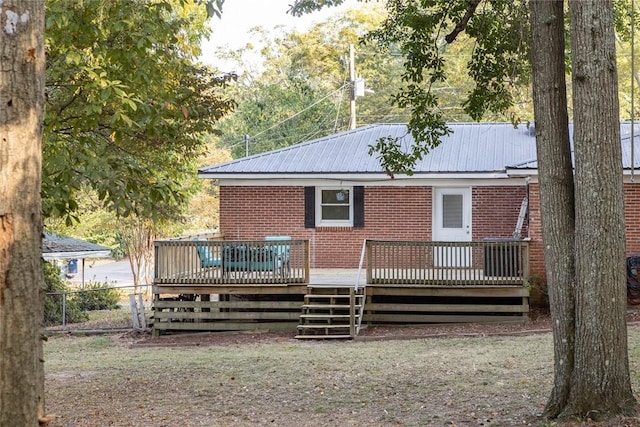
[184,137,233,231]
[43,0,235,292]
[119,219,157,293]
[214,6,416,157]
[216,4,531,160]
[565,0,635,416]
[43,0,235,223]
[293,0,637,420]
[528,0,576,417]
[0,0,47,425]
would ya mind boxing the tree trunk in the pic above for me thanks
[529,0,577,418]
[565,0,637,417]
[0,0,47,425]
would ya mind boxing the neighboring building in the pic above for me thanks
[199,122,640,276]
[42,232,112,283]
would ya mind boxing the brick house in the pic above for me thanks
[199,122,640,277]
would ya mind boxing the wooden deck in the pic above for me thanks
[151,239,531,336]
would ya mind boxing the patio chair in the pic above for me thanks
[194,239,222,269]
[265,235,291,277]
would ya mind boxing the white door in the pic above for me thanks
[433,187,472,267]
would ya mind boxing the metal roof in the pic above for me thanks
[199,122,640,178]
[42,232,112,260]
[508,122,640,171]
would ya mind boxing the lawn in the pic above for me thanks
[43,324,640,426]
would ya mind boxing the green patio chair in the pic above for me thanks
[265,235,291,277]
[194,239,222,269]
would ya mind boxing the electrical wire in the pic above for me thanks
[246,83,349,141]
[220,83,349,150]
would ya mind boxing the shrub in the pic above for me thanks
[44,262,88,326]
[75,283,121,311]
[527,274,549,310]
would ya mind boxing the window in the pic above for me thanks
[305,186,364,228]
[317,188,352,226]
[442,194,463,228]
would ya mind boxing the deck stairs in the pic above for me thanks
[295,285,365,339]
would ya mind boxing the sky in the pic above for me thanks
[199,0,359,69]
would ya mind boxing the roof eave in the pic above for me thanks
[205,171,516,183]
[42,250,112,260]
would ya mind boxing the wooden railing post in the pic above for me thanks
[304,239,310,283]
[349,287,355,338]
[366,240,372,284]
[522,240,530,281]
[153,242,160,282]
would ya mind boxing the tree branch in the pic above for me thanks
[444,0,481,44]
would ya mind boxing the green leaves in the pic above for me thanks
[215,5,410,157]
[363,0,531,174]
[43,0,235,222]
[289,0,346,17]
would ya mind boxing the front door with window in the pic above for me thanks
[433,187,472,267]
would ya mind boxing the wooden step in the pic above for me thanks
[304,294,353,299]
[302,304,362,310]
[297,324,352,330]
[307,283,363,291]
[295,334,353,340]
[296,285,364,340]
[300,314,352,319]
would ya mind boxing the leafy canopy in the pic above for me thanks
[292,0,637,176]
[362,0,531,175]
[44,0,235,223]
[215,5,415,157]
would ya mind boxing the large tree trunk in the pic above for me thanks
[0,0,47,425]
[565,0,636,417]
[528,0,577,418]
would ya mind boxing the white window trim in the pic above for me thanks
[316,187,353,227]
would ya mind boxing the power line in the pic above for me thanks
[246,83,349,141]
[221,83,350,150]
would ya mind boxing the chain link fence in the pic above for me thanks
[45,283,152,332]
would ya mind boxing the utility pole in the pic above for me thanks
[349,44,366,130]
[244,134,249,157]
[632,0,636,181]
[349,44,357,130]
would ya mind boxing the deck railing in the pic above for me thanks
[366,239,529,286]
[154,239,310,285]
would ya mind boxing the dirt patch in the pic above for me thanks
[128,306,640,348]
[130,308,554,348]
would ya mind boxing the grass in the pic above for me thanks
[46,306,152,332]
[43,325,640,426]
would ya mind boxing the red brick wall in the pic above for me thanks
[527,183,544,277]
[623,183,640,256]
[219,186,305,240]
[220,185,531,268]
[472,187,527,241]
[220,182,640,271]
[219,186,432,267]
[526,181,640,278]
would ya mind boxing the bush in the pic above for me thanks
[527,274,549,310]
[44,262,88,326]
[75,283,121,311]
